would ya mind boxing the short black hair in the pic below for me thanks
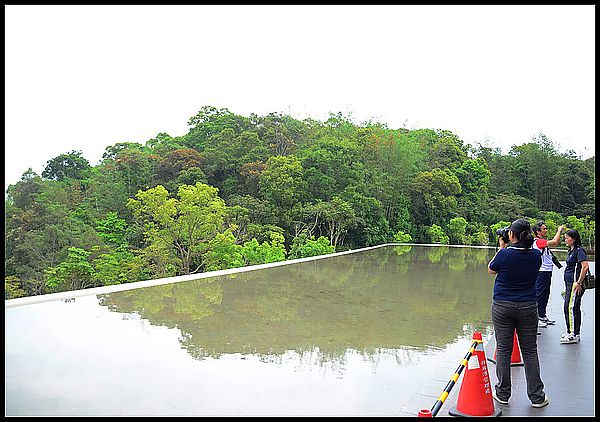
[532,221,545,235]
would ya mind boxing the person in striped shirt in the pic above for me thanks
[531,222,565,328]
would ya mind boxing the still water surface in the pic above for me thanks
[6,245,520,415]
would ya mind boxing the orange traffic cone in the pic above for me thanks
[487,330,524,366]
[448,332,502,417]
[417,409,432,417]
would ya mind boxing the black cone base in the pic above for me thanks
[448,405,502,417]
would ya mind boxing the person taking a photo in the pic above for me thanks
[488,218,549,408]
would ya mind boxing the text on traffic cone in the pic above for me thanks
[448,332,501,417]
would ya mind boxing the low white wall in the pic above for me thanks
[7,243,572,309]
[5,243,405,308]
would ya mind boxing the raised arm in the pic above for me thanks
[546,225,565,248]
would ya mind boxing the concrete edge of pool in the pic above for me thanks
[6,242,513,309]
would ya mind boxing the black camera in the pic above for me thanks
[496,226,510,244]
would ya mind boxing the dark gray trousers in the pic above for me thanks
[491,300,546,404]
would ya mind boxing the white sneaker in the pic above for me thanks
[575,334,581,342]
[531,394,550,408]
[560,332,570,340]
[492,390,509,405]
[538,320,548,328]
[560,333,579,344]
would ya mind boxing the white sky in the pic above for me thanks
[4,5,596,191]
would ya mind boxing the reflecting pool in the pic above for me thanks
[6,245,505,416]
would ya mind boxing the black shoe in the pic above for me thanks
[531,394,550,408]
[539,316,556,325]
[492,390,509,405]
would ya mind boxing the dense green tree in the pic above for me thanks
[559,156,595,218]
[302,167,338,201]
[239,161,266,197]
[360,127,425,227]
[315,196,356,248]
[5,276,27,299]
[42,150,90,181]
[102,142,147,161]
[297,135,362,200]
[5,181,101,296]
[153,148,205,192]
[290,201,324,240]
[288,234,335,259]
[127,182,232,275]
[453,158,492,222]
[259,155,307,210]
[241,232,287,265]
[226,194,274,227]
[565,215,585,234]
[477,148,520,196]
[92,249,148,286]
[103,145,158,197]
[202,129,268,193]
[96,212,130,249]
[428,224,450,244]
[468,231,490,246]
[425,131,468,170]
[78,166,129,220]
[250,112,302,156]
[582,220,595,250]
[482,193,540,225]
[448,217,468,245]
[184,106,253,151]
[45,247,96,292]
[464,221,491,246]
[203,231,245,271]
[410,168,461,227]
[145,132,187,157]
[340,186,391,247]
[393,231,413,243]
[6,169,44,209]
[507,137,562,211]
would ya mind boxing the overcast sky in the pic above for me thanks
[4,5,595,191]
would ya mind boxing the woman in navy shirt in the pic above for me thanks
[560,229,589,344]
[487,218,549,408]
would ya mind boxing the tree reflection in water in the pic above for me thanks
[98,245,496,371]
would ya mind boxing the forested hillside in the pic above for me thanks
[5,106,595,298]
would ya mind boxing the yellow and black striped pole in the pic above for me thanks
[425,334,484,417]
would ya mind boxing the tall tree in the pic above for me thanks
[409,168,461,228]
[184,106,253,151]
[127,182,233,275]
[45,247,96,292]
[259,155,307,210]
[6,168,44,209]
[42,150,90,181]
[453,158,492,222]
